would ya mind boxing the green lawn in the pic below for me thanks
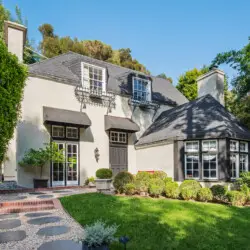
[60,193,250,250]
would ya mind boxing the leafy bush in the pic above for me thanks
[237,172,250,188]
[165,181,179,199]
[81,220,118,247]
[85,177,95,185]
[0,40,27,165]
[210,185,228,202]
[113,171,134,193]
[124,183,136,195]
[96,168,112,179]
[227,191,246,206]
[179,180,201,200]
[134,172,151,193]
[197,188,213,202]
[151,171,168,180]
[148,178,165,197]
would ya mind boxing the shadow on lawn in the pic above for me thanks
[61,193,250,250]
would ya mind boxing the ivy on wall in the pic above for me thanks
[0,40,27,164]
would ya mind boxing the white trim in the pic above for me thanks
[202,153,218,180]
[184,154,199,180]
[52,125,64,138]
[184,141,199,153]
[132,76,151,102]
[66,127,78,139]
[110,131,127,143]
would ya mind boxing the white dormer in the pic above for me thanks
[81,62,106,95]
[132,76,152,102]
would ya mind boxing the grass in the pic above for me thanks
[60,193,250,250]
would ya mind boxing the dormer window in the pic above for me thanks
[132,77,151,102]
[81,62,106,95]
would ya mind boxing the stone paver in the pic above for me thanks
[0,230,26,243]
[27,216,61,225]
[52,190,72,193]
[0,219,21,229]
[38,240,82,250]
[0,214,19,220]
[37,195,54,199]
[4,196,27,201]
[29,192,45,195]
[25,212,52,218]
[37,225,70,236]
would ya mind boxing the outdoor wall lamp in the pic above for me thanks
[94,147,100,162]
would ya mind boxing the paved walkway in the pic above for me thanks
[0,188,96,249]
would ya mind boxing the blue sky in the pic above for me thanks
[3,0,250,85]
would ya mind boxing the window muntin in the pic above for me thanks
[110,131,127,143]
[52,126,64,138]
[66,127,78,139]
[240,154,248,174]
[240,142,248,153]
[202,140,217,151]
[230,140,239,151]
[133,77,151,102]
[185,141,199,152]
[202,154,217,179]
[230,153,238,179]
[185,154,199,179]
[82,63,105,95]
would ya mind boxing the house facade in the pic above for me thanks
[3,21,250,188]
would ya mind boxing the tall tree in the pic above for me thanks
[156,73,173,83]
[176,67,209,101]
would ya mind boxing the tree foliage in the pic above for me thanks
[38,23,150,74]
[0,40,27,164]
[176,67,209,101]
[157,73,173,83]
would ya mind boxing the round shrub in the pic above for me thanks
[124,183,136,195]
[165,181,179,199]
[179,180,201,200]
[227,191,246,206]
[237,172,250,188]
[113,171,134,193]
[151,171,168,180]
[136,171,151,182]
[197,188,213,202]
[164,177,173,183]
[210,184,227,202]
[134,172,151,194]
[96,168,113,179]
[148,178,165,197]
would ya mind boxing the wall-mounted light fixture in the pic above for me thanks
[94,147,100,162]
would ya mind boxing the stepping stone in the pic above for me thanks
[38,240,81,250]
[0,219,21,229]
[25,212,52,218]
[27,216,61,225]
[52,190,72,193]
[0,230,26,243]
[37,225,70,236]
[4,196,27,201]
[37,195,54,199]
[0,213,19,220]
[29,192,45,195]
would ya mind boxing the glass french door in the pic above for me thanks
[52,142,78,186]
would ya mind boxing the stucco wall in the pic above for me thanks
[6,76,171,187]
[136,143,174,177]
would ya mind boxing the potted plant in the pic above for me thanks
[19,142,65,188]
[95,168,112,191]
[80,221,118,250]
[85,177,96,188]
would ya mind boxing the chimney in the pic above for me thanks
[4,21,27,62]
[197,66,225,106]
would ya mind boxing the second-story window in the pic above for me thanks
[81,62,106,95]
[133,77,151,102]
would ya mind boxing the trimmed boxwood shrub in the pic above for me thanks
[124,183,136,195]
[210,184,227,202]
[180,180,201,200]
[197,188,213,202]
[164,177,173,183]
[96,168,112,179]
[151,171,168,180]
[237,172,250,188]
[113,171,134,193]
[148,178,165,197]
[227,191,246,206]
[165,181,179,199]
[134,172,151,193]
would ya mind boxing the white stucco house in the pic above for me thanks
[3,21,250,188]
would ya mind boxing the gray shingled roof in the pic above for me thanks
[29,52,187,106]
[136,95,250,145]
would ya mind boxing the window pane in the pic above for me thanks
[211,171,217,178]
[230,140,238,151]
[186,141,199,152]
[204,170,209,178]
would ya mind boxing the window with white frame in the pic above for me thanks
[230,140,239,151]
[133,77,151,102]
[52,125,64,138]
[239,154,248,174]
[184,141,199,179]
[110,131,127,143]
[81,62,106,95]
[66,127,78,139]
[202,140,218,179]
[240,142,248,153]
[230,153,238,178]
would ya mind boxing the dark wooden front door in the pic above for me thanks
[109,131,128,175]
